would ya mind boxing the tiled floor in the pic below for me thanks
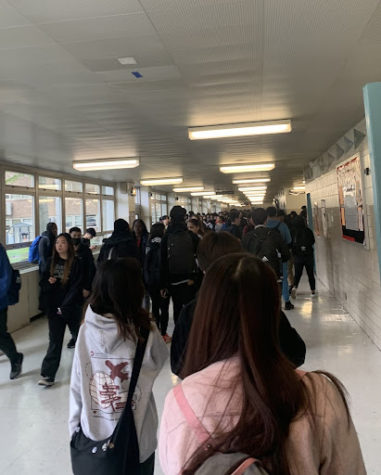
[0,279,380,474]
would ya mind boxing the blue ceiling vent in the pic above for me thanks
[131,71,143,78]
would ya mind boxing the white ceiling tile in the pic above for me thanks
[7,0,143,23]
[0,25,54,49]
[38,13,158,43]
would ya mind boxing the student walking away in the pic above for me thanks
[0,243,23,380]
[291,216,316,298]
[160,206,200,324]
[68,227,96,349]
[226,209,242,239]
[144,223,171,343]
[266,206,294,310]
[243,208,290,281]
[159,254,366,475]
[69,258,168,475]
[38,222,58,274]
[97,219,138,263]
[39,233,83,387]
[171,232,305,376]
[81,227,96,250]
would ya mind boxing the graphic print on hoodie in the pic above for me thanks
[87,354,142,419]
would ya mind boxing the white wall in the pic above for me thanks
[306,119,381,349]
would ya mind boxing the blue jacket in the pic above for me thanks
[0,244,12,310]
[267,219,292,245]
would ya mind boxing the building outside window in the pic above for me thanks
[39,196,62,234]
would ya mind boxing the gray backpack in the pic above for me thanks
[174,384,269,475]
[195,452,269,474]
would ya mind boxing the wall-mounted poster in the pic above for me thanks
[336,155,365,244]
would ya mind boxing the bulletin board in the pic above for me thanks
[336,155,365,244]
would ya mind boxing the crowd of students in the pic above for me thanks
[0,204,366,474]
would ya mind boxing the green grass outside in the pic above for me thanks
[7,247,29,264]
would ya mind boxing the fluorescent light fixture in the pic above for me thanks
[238,186,267,192]
[233,178,271,184]
[292,186,305,191]
[188,120,291,140]
[246,194,266,198]
[173,186,204,193]
[220,163,275,174]
[140,177,183,186]
[117,56,137,65]
[73,158,139,171]
[191,191,215,196]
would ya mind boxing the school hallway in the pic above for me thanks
[0,276,380,475]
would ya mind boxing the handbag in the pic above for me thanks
[70,326,149,475]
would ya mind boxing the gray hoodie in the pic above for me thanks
[69,305,168,462]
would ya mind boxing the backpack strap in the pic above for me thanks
[231,457,258,475]
[173,384,210,443]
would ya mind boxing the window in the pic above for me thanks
[65,197,84,232]
[5,194,35,244]
[38,176,61,191]
[102,185,114,196]
[86,199,100,232]
[65,180,83,192]
[39,196,62,234]
[5,171,34,188]
[102,199,115,231]
[85,183,100,194]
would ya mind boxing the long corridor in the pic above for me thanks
[1,278,380,475]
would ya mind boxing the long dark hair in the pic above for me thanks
[50,233,75,285]
[88,258,150,340]
[181,253,349,474]
[132,219,148,238]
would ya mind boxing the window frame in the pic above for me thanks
[0,163,115,266]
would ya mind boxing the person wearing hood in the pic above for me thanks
[97,219,138,263]
[38,222,58,274]
[69,258,168,474]
[160,206,200,324]
[144,223,171,343]
[38,222,58,312]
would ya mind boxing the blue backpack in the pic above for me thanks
[28,236,42,263]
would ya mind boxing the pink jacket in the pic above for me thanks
[159,357,366,475]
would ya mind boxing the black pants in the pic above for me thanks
[139,453,155,475]
[294,255,315,291]
[41,307,81,380]
[0,307,18,364]
[170,282,196,324]
[149,288,170,335]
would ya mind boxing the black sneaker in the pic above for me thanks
[10,353,23,380]
[67,337,76,349]
[285,301,294,310]
[38,376,55,387]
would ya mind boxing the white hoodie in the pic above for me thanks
[69,305,168,462]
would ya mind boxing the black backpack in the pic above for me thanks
[243,227,282,277]
[167,231,197,275]
[8,268,21,306]
[144,240,161,288]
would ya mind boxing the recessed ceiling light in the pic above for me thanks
[238,186,267,192]
[191,191,215,196]
[232,178,271,184]
[173,186,204,192]
[72,158,139,171]
[188,120,291,140]
[140,177,183,186]
[117,57,137,65]
[220,163,275,174]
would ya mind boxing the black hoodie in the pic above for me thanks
[97,231,139,264]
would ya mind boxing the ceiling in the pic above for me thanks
[1,0,381,201]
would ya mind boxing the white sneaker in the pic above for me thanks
[38,377,55,387]
[291,288,297,299]
[311,291,317,298]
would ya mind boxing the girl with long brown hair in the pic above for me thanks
[69,258,168,474]
[159,253,365,474]
[39,233,83,386]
